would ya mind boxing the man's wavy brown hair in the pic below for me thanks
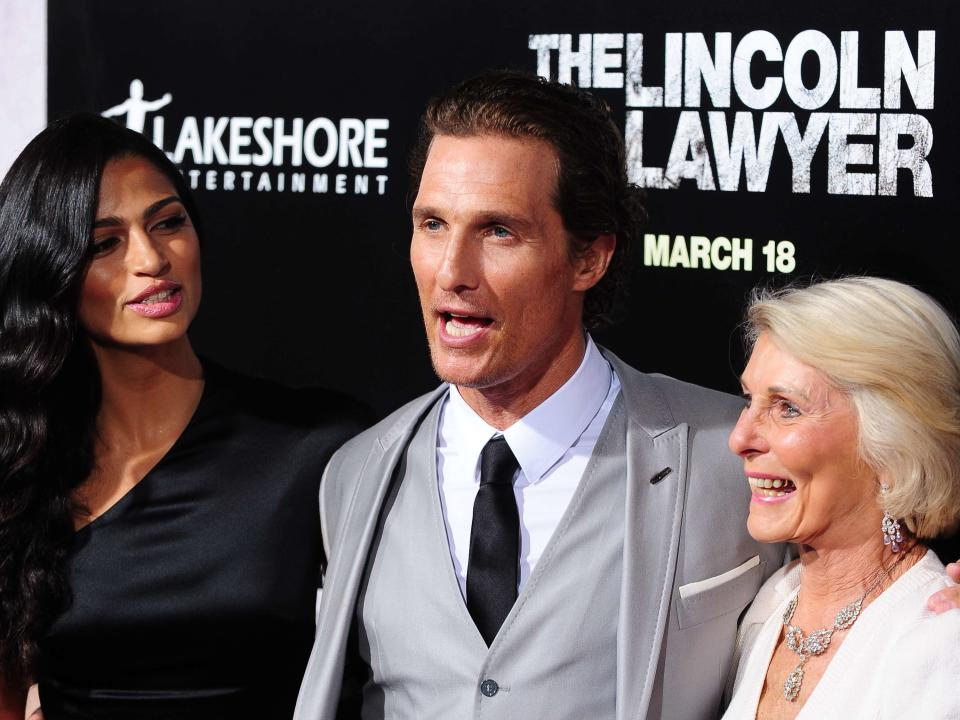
[408,70,646,328]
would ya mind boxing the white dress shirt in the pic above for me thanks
[436,336,621,596]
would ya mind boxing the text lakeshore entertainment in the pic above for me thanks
[103,81,390,197]
[161,117,389,196]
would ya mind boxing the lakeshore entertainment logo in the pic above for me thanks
[102,80,390,196]
[528,30,935,197]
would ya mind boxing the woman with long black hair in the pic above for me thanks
[0,114,367,719]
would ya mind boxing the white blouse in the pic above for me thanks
[723,549,960,719]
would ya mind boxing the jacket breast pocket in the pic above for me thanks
[676,555,765,629]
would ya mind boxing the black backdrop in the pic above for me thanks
[48,2,959,551]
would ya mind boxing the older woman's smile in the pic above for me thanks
[729,333,875,547]
[723,277,960,720]
[747,474,797,502]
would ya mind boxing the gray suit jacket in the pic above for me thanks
[294,349,784,719]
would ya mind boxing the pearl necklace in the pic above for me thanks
[780,552,907,702]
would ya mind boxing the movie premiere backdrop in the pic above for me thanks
[47,1,957,415]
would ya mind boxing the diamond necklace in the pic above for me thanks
[780,551,908,702]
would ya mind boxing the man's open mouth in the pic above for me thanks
[442,312,493,338]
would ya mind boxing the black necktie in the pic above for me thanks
[466,436,520,646]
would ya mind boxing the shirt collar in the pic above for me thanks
[442,335,613,485]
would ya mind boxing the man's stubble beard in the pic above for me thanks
[427,341,510,391]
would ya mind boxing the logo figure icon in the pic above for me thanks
[102,79,172,133]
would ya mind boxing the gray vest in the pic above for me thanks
[353,395,627,719]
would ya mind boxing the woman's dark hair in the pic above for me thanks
[408,70,647,328]
[0,113,200,686]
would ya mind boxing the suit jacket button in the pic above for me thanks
[480,679,499,697]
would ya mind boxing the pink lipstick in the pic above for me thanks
[126,282,183,319]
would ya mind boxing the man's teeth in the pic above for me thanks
[445,315,485,337]
[748,477,796,497]
[138,288,176,304]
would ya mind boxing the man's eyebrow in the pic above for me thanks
[411,206,440,222]
[411,207,533,232]
[471,211,532,230]
[92,196,181,230]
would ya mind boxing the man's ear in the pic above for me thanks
[572,234,616,292]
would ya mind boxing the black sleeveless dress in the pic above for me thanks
[37,364,368,719]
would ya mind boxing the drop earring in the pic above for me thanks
[880,482,903,553]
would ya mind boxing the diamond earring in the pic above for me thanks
[880,482,903,553]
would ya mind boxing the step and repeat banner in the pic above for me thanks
[47,1,957,419]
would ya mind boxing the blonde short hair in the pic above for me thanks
[746,277,960,539]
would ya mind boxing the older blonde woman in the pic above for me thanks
[723,277,960,719]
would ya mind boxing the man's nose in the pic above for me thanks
[436,232,479,292]
[127,227,171,276]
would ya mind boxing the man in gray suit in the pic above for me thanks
[293,71,785,719]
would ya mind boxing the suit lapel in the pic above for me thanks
[604,352,688,720]
[304,385,447,720]
[324,384,448,602]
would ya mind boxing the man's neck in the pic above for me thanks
[457,330,587,430]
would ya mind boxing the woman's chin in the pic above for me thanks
[88,324,192,351]
[746,510,795,545]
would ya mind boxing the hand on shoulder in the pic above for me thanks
[927,561,960,613]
